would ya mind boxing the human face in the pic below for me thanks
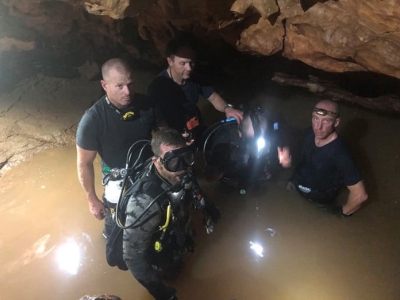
[167,46,196,82]
[153,144,192,185]
[101,69,134,109]
[311,104,340,140]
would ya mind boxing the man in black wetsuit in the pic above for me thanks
[122,128,220,300]
[76,58,165,238]
[288,99,368,216]
[147,35,243,147]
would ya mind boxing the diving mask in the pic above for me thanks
[159,147,196,172]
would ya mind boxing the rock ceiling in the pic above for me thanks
[0,0,399,112]
[89,0,400,79]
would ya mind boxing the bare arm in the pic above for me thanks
[208,92,243,123]
[342,180,368,215]
[277,146,292,168]
[76,145,105,220]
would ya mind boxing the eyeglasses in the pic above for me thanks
[313,107,339,118]
[158,147,196,172]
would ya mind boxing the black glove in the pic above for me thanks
[204,202,221,224]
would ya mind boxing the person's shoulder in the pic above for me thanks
[147,71,174,93]
[331,136,351,153]
[133,93,152,110]
[149,70,169,84]
[80,95,107,121]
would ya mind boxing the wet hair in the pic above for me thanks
[151,128,186,156]
[101,58,131,81]
[166,32,198,58]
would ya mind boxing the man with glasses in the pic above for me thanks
[122,128,219,300]
[287,99,368,216]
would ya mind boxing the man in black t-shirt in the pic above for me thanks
[147,35,243,147]
[288,100,368,216]
[76,58,165,238]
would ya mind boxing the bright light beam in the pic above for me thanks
[56,238,81,275]
[257,137,266,152]
[250,241,264,257]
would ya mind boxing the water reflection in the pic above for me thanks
[0,98,399,300]
[249,241,264,257]
[56,233,93,275]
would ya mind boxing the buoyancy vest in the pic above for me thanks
[106,163,192,270]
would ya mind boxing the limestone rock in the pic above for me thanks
[283,0,400,78]
[79,295,122,300]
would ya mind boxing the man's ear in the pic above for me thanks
[334,117,340,128]
[151,156,158,164]
[167,57,173,67]
[100,80,107,92]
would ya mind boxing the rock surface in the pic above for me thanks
[79,295,122,300]
[1,0,399,79]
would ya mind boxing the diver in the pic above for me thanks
[203,105,291,193]
[106,128,220,300]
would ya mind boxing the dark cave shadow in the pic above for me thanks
[339,118,377,209]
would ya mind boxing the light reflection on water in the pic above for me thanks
[0,99,399,300]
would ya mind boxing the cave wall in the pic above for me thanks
[135,0,400,79]
[1,0,399,81]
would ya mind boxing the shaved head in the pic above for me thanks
[100,58,134,109]
[101,58,131,82]
[315,99,340,116]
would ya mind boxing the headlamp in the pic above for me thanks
[159,147,196,172]
[313,107,339,118]
[257,137,266,152]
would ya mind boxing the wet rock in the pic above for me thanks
[79,295,122,300]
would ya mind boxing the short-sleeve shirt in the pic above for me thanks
[147,69,214,132]
[76,94,163,169]
[296,127,362,192]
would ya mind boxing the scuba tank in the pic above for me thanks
[106,139,220,271]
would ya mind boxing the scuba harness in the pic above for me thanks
[106,139,216,270]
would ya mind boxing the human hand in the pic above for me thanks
[88,197,105,220]
[182,131,195,146]
[277,146,291,168]
[185,139,195,146]
[225,107,243,124]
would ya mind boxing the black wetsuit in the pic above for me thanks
[123,165,194,300]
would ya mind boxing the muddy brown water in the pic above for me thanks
[1,88,399,300]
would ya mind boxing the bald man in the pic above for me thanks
[288,99,368,216]
[76,58,165,238]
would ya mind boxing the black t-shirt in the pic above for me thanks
[147,69,214,132]
[295,127,362,191]
[76,94,163,169]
